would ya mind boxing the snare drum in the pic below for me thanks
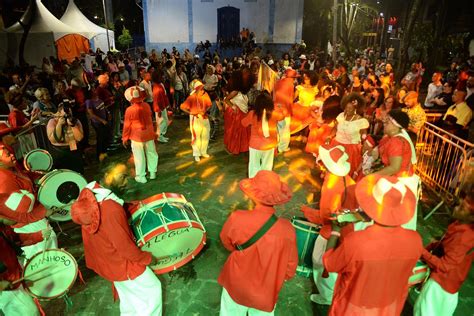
[23,249,78,300]
[291,217,320,277]
[408,261,430,286]
[37,169,88,222]
[24,149,53,173]
[129,193,207,274]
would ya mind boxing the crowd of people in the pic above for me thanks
[0,41,473,316]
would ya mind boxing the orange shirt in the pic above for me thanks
[152,83,169,112]
[218,205,298,312]
[274,77,295,115]
[241,110,285,150]
[180,92,212,117]
[122,102,155,142]
[324,225,423,316]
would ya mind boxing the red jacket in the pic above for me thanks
[76,188,152,282]
[218,205,298,312]
[323,225,423,316]
[8,110,28,129]
[152,83,169,112]
[180,92,212,117]
[274,77,295,116]
[241,109,285,151]
[422,221,474,293]
[122,102,156,143]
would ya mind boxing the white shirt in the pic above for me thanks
[335,113,370,144]
[424,82,443,108]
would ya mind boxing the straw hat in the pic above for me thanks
[239,170,292,205]
[355,174,416,226]
[124,86,146,103]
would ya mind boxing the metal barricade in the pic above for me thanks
[415,122,474,219]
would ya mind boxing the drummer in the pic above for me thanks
[323,174,423,315]
[413,186,474,316]
[301,144,358,305]
[71,162,162,315]
[0,220,40,316]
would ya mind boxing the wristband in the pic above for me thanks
[330,231,341,237]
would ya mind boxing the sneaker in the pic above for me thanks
[149,172,157,180]
[202,154,210,158]
[135,176,147,184]
[194,156,200,162]
[310,294,331,305]
[158,136,169,143]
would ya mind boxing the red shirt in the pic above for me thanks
[323,225,423,316]
[378,135,414,177]
[302,174,357,239]
[8,110,28,129]
[422,221,474,293]
[0,226,22,289]
[180,92,212,117]
[274,78,295,116]
[241,110,285,150]
[152,83,169,112]
[122,102,156,142]
[218,205,298,312]
[66,87,87,112]
[80,197,152,282]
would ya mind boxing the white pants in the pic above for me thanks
[277,116,291,152]
[114,267,162,316]
[0,285,39,316]
[190,116,210,157]
[312,235,337,304]
[131,140,158,178]
[220,288,274,316]
[158,109,168,137]
[414,278,458,316]
[248,147,274,178]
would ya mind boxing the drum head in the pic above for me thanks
[130,194,206,274]
[23,249,78,300]
[24,149,53,172]
[38,170,87,221]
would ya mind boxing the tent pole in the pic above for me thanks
[102,0,111,51]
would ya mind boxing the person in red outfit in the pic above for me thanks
[414,187,474,316]
[241,91,286,178]
[71,163,161,316]
[180,80,212,162]
[152,71,170,143]
[0,221,39,316]
[301,144,358,305]
[218,170,298,315]
[323,174,423,316]
[275,68,298,152]
[122,86,158,183]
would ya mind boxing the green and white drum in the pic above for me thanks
[129,193,207,274]
[291,217,320,277]
[23,249,78,300]
[408,260,430,286]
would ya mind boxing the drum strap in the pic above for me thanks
[235,214,278,251]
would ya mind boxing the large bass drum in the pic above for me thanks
[37,169,88,221]
[129,193,207,274]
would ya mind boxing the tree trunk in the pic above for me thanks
[396,0,423,79]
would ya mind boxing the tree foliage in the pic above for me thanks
[118,26,133,49]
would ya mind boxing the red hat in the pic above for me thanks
[356,174,416,226]
[71,188,100,234]
[318,144,350,176]
[124,86,146,103]
[239,170,292,205]
[284,68,300,78]
[0,190,35,214]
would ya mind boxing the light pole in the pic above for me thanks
[332,0,338,63]
[102,0,111,51]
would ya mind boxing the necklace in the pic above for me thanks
[345,113,357,121]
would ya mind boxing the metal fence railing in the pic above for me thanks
[415,122,474,219]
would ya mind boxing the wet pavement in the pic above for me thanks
[41,116,473,315]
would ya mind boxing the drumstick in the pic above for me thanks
[11,266,50,285]
[41,232,51,261]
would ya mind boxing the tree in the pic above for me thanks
[118,26,133,49]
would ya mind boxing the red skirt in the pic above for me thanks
[224,107,250,154]
[330,139,362,178]
[305,123,333,155]
[290,103,315,134]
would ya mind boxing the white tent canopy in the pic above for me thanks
[60,0,115,52]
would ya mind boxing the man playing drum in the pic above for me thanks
[323,174,423,315]
[218,170,298,315]
[414,186,474,316]
[71,163,162,316]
